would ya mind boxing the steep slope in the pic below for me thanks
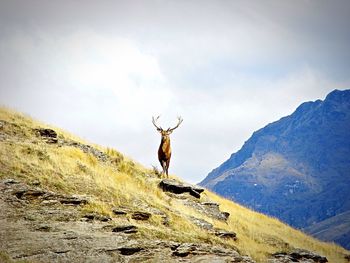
[200,89,350,247]
[0,107,349,262]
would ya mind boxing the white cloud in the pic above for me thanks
[167,67,349,183]
[1,1,350,183]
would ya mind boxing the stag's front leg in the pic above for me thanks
[161,161,167,178]
[165,159,170,178]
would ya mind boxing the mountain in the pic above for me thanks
[304,211,350,250]
[200,89,350,249]
[0,107,348,262]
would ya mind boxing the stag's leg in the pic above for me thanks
[161,160,167,178]
[165,159,170,178]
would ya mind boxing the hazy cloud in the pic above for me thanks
[1,0,349,182]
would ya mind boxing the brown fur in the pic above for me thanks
[158,133,171,177]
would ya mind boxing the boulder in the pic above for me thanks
[270,249,328,263]
[3,178,19,185]
[10,183,88,206]
[212,229,237,240]
[172,243,197,257]
[201,202,230,221]
[112,208,128,215]
[188,216,213,230]
[59,195,88,205]
[35,128,58,143]
[131,211,151,221]
[112,225,138,234]
[83,213,111,222]
[159,179,204,198]
[118,247,143,255]
[171,243,249,262]
[64,141,109,162]
[181,199,230,222]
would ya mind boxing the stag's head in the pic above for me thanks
[152,116,183,137]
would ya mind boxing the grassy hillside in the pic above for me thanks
[0,107,349,262]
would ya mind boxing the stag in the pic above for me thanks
[152,116,183,178]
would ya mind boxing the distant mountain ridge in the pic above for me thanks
[303,211,350,250]
[200,89,350,249]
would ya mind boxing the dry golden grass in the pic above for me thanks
[0,106,349,263]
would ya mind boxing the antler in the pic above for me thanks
[167,116,183,132]
[152,116,163,131]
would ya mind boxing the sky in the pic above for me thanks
[0,0,350,183]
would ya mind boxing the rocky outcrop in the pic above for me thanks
[112,225,138,234]
[112,208,128,215]
[34,128,58,143]
[131,211,151,221]
[82,213,112,222]
[158,178,237,243]
[171,242,246,261]
[213,229,237,239]
[0,121,109,164]
[0,178,255,263]
[189,201,230,221]
[269,249,328,263]
[63,140,109,162]
[33,126,110,162]
[159,179,204,198]
[4,180,89,206]
[159,180,230,222]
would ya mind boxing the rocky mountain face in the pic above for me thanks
[200,89,350,249]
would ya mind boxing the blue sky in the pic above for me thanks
[1,0,350,183]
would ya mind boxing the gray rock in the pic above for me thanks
[201,202,230,221]
[3,178,19,185]
[269,249,328,263]
[14,189,46,199]
[212,229,237,240]
[83,213,111,222]
[112,208,128,215]
[171,243,250,262]
[159,179,204,198]
[41,200,59,205]
[181,198,230,222]
[118,246,143,255]
[59,195,88,205]
[172,243,197,257]
[112,225,138,234]
[34,128,58,143]
[63,140,109,162]
[31,180,41,186]
[131,211,151,220]
[34,224,53,232]
[188,216,213,230]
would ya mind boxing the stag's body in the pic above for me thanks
[152,116,183,178]
[158,133,171,176]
